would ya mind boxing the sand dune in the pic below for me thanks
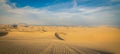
[0,25,120,54]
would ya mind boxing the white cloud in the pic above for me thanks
[73,0,77,8]
[0,0,120,26]
[77,7,111,14]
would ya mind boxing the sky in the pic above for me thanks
[0,0,120,26]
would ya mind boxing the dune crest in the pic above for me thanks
[0,25,120,54]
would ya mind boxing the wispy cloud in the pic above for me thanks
[0,0,120,26]
[111,0,120,2]
[73,0,77,8]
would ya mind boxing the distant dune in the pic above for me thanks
[0,25,120,54]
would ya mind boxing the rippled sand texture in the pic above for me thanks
[0,26,120,54]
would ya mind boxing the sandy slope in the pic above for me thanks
[0,26,120,54]
[58,27,120,54]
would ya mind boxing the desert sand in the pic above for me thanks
[0,25,120,54]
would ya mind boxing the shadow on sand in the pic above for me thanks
[0,32,8,37]
[54,32,64,40]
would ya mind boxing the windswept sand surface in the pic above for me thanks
[0,26,120,54]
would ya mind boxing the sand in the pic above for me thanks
[0,26,120,54]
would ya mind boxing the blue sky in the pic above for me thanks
[0,0,120,26]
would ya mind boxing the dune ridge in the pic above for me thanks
[0,25,120,54]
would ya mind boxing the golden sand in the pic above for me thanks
[0,26,120,54]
